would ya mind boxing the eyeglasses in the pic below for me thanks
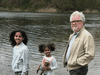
[71,20,82,23]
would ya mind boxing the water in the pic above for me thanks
[0,12,100,75]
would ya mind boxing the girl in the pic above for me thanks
[9,30,29,75]
[37,43,57,75]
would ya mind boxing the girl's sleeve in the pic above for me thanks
[21,47,29,75]
[50,58,57,70]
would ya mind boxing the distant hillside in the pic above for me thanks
[0,0,100,13]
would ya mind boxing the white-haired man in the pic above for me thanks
[63,11,95,75]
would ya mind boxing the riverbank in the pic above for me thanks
[0,59,99,75]
[0,7,100,13]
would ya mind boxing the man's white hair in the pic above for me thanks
[70,11,85,23]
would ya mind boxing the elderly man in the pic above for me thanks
[63,11,95,75]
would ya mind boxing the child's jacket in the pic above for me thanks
[12,42,29,75]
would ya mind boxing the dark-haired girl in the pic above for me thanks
[9,30,29,75]
[37,43,57,75]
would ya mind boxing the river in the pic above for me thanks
[0,12,100,75]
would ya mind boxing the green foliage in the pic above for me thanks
[1,0,22,9]
[0,0,100,12]
[95,0,100,11]
[30,0,53,11]
[56,0,74,12]
[20,0,32,9]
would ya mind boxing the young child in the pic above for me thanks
[36,43,57,75]
[9,30,29,75]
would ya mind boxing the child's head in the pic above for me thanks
[9,30,28,47]
[39,43,55,53]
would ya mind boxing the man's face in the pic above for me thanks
[71,15,84,33]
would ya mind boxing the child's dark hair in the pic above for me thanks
[9,30,28,47]
[39,43,55,53]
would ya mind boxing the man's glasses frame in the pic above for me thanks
[71,20,82,23]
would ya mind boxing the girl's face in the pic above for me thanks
[44,47,51,57]
[14,32,24,46]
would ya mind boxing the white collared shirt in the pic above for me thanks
[66,32,79,61]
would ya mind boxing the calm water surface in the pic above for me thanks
[0,12,100,74]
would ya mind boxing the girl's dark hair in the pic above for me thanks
[9,30,28,47]
[39,43,55,53]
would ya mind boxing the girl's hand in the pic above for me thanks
[43,67,51,71]
[43,66,48,71]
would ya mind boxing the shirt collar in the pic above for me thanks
[15,42,24,48]
[73,32,79,35]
